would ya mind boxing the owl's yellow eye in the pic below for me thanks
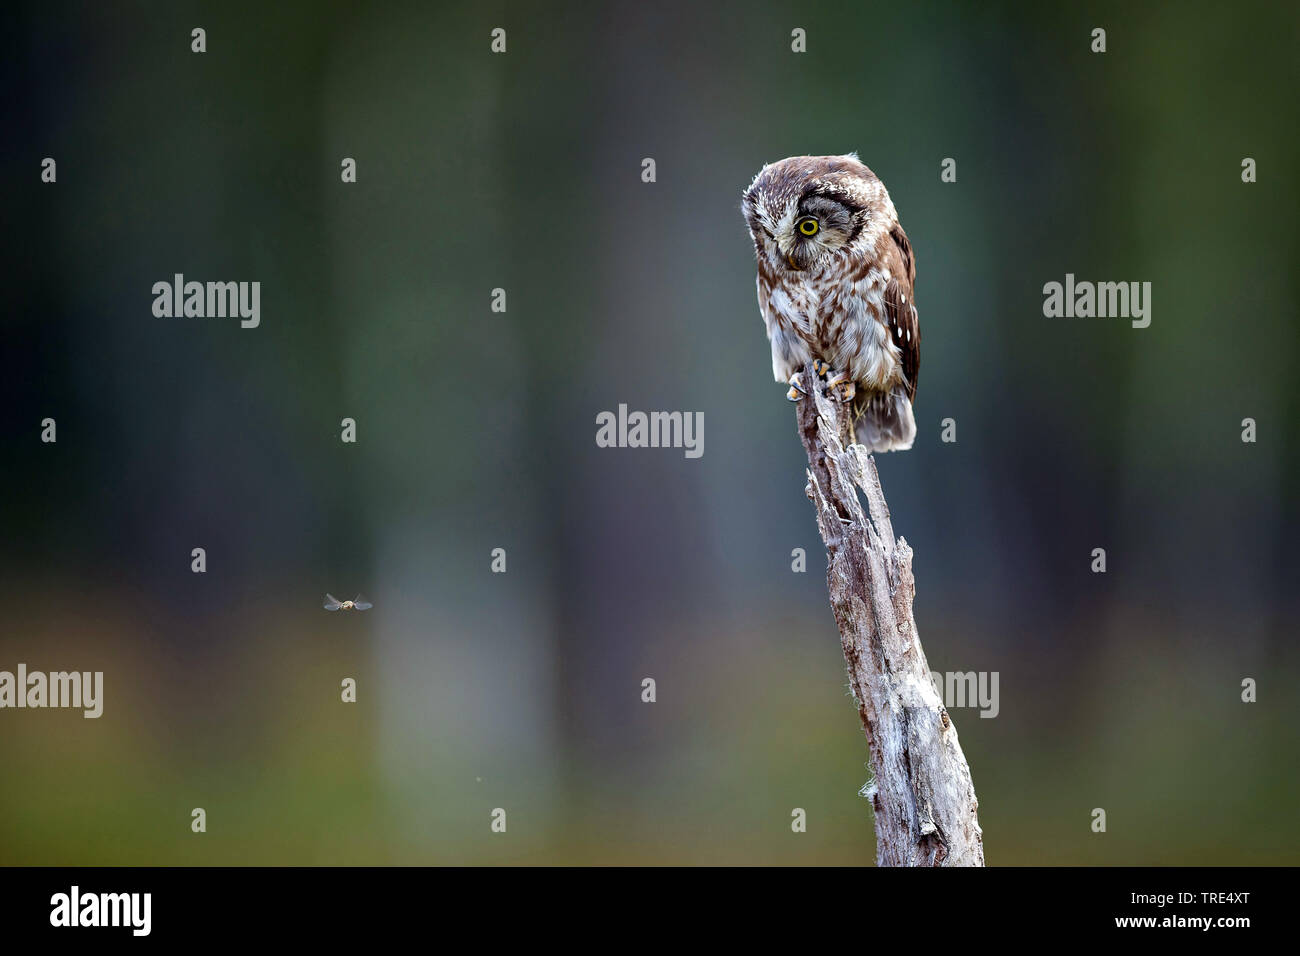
[797,218,819,237]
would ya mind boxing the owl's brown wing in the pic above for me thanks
[882,223,920,401]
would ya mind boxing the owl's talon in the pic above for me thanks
[812,359,830,377]
[786,372,806,402]
[827,373,856,403]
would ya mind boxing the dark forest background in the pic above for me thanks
[2,0,1297,863]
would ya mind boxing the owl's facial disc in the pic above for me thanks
[743,168,868,273]
[780,193,859,271]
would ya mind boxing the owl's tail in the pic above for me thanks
[852,386,916,453]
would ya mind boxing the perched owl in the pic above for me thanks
[742,154,919,452]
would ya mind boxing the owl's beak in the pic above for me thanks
[786,253,802,271]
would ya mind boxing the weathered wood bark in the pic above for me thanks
[796,363,985,866]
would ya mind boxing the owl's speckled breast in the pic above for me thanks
[768,262,901,393]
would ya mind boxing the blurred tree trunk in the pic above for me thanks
[796,364,985,866]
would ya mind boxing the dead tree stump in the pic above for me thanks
[795,362,985,866]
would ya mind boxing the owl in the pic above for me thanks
[741,154,919,452]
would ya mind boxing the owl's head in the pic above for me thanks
[741,154,892,273]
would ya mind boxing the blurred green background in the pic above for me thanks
[2,0,1297,864]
